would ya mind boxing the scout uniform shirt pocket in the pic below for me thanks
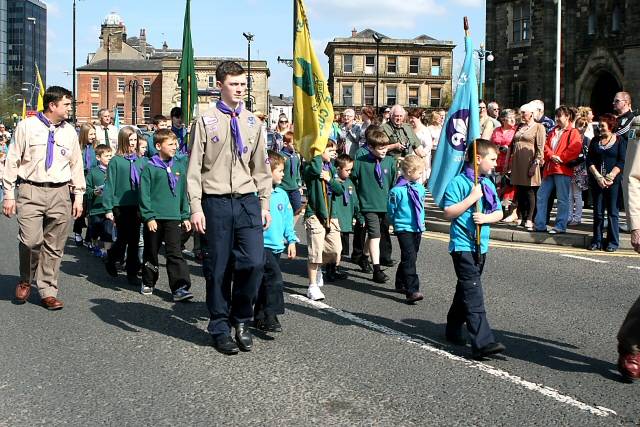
[56,140,73,160]
[25,130,48,162]
[202,116,225,164]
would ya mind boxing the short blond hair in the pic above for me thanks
[401,154,425,175]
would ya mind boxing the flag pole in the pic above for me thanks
[464,16,481,248]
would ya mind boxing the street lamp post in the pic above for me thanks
[72,0,77,124]
[106,33,112,110]
[372,32,383,114]
[474,43,494,100]
[243,32,254,112]
[26,17,37,107]
[554,0,562,108]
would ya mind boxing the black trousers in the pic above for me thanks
[380,215,393,264]
[395,232,422,295]
[350,219,366,262]
[107,205,141,277]
[446,251,495,351]
[142,219,190,292]
[340,232,350,257]
[202,194,264,337]
[71,193,87,235]
[254,249,284,320]
[88,214,113,242]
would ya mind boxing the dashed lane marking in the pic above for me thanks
[288,293,618,419]
[560,254,609,264]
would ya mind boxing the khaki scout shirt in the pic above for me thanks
[187,105,272,214]
[2,116,86,200]
[95,124,119,151]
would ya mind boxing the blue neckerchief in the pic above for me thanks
[366,147,384,187]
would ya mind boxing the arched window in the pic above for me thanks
[611,2,622,33]
[587,0,597,36]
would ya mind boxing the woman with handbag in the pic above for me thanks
[507,103,546,231]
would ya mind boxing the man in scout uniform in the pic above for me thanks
[95,108,118,151]
[188,60,272,355]
[3,86,86,310]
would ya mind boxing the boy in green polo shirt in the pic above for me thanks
[303,140,344,301]
[139,129,193,302]
[351,126,397,283]
[86,144,114,258]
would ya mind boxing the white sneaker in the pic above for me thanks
[306,284,325,301]
[140,284,154,295]
[316,268,324,287]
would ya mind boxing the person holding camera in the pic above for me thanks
[381,105,422,159]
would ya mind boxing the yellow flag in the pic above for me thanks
[35,63,45,112]
[22,99,27,119]
[293,0,334,161]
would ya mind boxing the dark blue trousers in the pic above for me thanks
[202,194,265,337]
[395,232,422,295]
[591,179,620,249]
[446,251,495,351]
[254,249,284,320]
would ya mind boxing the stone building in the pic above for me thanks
[324,29,455,114]
[76,13,270,125]
[486,0,640,117]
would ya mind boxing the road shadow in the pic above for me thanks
[89,297,211,346]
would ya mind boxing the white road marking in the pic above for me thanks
[627,266,640,270]
[288,293,618,418]
[560,254,609,264]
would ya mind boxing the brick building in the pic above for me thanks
[324,28,455,114]
[76,13,270,125]
[486,0,640,117]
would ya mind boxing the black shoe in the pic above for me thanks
[234,323,253,351]
[359,258,372,273]
[127,275,141,287]
[380,259,396,267]
[445,334,467,346]
[212,334,239,355]
[350,254,362,265]
[588,242,602,251]
[105,260,118,278]
[257,315,283,333]
[324,264,337,282]
[372,269,388,283]
[472,342,506,359]
[334,266,348,280]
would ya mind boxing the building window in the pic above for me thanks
[116,103,125,121]
[588,0,597,35]
[91,103,99,118]
[365,55,375,74]
[91,77,100,91]
[386,85,397,106]
[343,54,353,73]
[612,3,622,33]
[430,87,442,108]
[387,56,397,74]
[208,75,215,88]
[142,78,151,94]
[409,57,419,74]
[512,82,528,107]
[342,85,353,106]
[513,2,531,44]
[143,103,151,121]
[117,77,125,93]
[431,58,441,76]
[408,87,419,107]
[364,85,375,106]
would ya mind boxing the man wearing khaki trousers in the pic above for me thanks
[2,86,85,310]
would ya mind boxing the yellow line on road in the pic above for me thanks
[422,232,640,259]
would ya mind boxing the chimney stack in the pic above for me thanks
[351,28,357,37]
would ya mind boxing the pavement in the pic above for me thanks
[425,196,634,250]
[1,216,640,425]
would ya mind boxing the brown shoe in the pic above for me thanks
[41,296,64,311]
[406,292,424,304]
[15,281,31,303]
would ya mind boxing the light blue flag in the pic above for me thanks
[113,106,120,129]
[428,35,480,207]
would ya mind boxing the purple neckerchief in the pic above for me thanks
[395,176,424,231]
[149,154,178,196]
[462,164,499,213]
[83,146,93,172]
[172,126,187,154]
[281,147,298,176]
[366,147,384,187]
[216,100,245,157]
[36,112,63,170]
[124,153,140,189]
[322,162,333,197]
[342,182,350,206]
[98,164,107,172]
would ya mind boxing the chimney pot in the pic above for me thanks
[351,28,357,37]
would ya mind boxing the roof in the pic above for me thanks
[270,95,293,106]
[325,28,455,54]
[77,59,163,72]
[352,28,390,39]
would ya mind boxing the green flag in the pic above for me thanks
[178,0,198,124]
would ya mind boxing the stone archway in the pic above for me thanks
[589,72,622,118]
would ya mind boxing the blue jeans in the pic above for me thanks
[535,174,571,232]
[591,178,620,249]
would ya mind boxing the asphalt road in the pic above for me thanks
[1,217,639,426]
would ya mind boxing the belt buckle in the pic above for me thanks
[231,192,242,199]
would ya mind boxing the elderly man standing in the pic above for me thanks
[531,99,555,135]
[614,91,635,140]
[619,114,640,381]
[338,108,362,158]
[94,108,118,151]
[381,104,422,159]
[487,101,501,128]
[3,86,85,310]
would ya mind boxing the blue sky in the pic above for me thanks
[45,0,485,96]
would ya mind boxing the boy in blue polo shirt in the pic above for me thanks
[441,139,506,359]
[255,151,298,332]
[388,154,427,304]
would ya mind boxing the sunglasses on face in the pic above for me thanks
[279,120,288,123]
[479,106,486,110]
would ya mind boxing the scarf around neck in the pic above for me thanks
[367,148,384,187]
[281,147,298,176]
[148,154,178,196]
[36,112,62,171]
[123,153,140,189]
[462,164,499,213]
[395,176,424,231]
[216,100,245,157]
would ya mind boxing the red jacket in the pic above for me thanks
[542,126,583,177]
